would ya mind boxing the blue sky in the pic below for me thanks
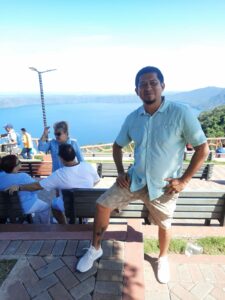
[1,0,225,93]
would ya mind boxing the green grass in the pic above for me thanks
[144,237,225,255]
[0,259,17,286]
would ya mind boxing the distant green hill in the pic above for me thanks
[199,105,225,137]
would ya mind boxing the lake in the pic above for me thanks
[0,101,201,146]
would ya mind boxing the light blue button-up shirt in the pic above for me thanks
[115,100,207,201]
[38,138,84,172]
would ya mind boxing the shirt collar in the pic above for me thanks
[138,97,169,115]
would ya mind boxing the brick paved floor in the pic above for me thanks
[144,254,225,300]
[0,239,125,300]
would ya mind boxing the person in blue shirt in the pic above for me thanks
[216,143,225,154]
[38,121,84,172]
[76,66,209,284]
[0,155,50,223]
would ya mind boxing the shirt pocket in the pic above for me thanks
[157,122,181,145]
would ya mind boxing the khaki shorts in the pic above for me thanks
[96,183,178,229]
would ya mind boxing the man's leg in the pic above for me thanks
[93,203,111,249]
[52,208,67,224]
[158,227,171,257]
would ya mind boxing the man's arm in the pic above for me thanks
[8,182,43,194]
[113,142,130,188]
[165,142,209,194]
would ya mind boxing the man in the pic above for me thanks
[76,66,209,284]
[0,124,19,153]
[9,144,100,224]
[21,128,33,159]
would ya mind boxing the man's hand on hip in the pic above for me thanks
[116,173,130,189]
[164,178,188,194]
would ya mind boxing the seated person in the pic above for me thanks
[8,144,100,224]
[216,143,225,154]
[0,155,50,223]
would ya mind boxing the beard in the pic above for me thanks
[143,99,157,105]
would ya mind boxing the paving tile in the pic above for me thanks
[93,292,122,300]
[199,264,216,282]
[39,240,56,256]
[3,240,22,255]
[210,287,225,300]
[18,264,39,285]
[64,240,78,256]
[211,265,225,282]
[27,240,44,255]
[171,284,198,300]
[74,261,98,282]
[28,256,46,270]
[95,281,123,296]
[62,256,77,272]
[170,293,181,300]
[76,240,91,257]
[70,276,95,299]
[102,240,113,258]
[204,295,216,300]
[113,240,124,260]
[33,291,52,300]
[4,281,30,300]
[51,240,67,256]
[98,258,123,271]
[190,282,214,299]
[177,264,192,282]
[15,240,33,255]
[97,269,123,282]
[55,265,79,289]
[0,240,10,255]
[144,291,170,300]
[36,258,64,278]
[79,295,92,300]
[26,273,59,298]
[188,263,204,282]
[49,282,74,300]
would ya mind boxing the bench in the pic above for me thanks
[97,162,132,178]
[182,163,214,180]
[19,160,52,177]
[184,151,214,161]
[97,162,213,180]
[62,189,225,226]
[0,191,33,224]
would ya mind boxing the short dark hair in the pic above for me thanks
[135,66,164,88]
[21,128,26,132]
[58,144,76,162]
[1,155,18,173]
[54,121,69,134]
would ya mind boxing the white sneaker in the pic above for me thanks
[157,256,170,284]
[76,245,103,272]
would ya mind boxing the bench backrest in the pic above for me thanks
[97,163,132,178]
[182,163,214,180]
[62,189,225,226]
[0,191,32,224]
[19,161,52,177]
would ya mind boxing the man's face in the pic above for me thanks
[135,72,165,105]
[54,130,68,143]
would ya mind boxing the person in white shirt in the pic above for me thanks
[8,144,100,224]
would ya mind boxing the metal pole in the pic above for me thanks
[38,72,47,128]
[29,67,56,129]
